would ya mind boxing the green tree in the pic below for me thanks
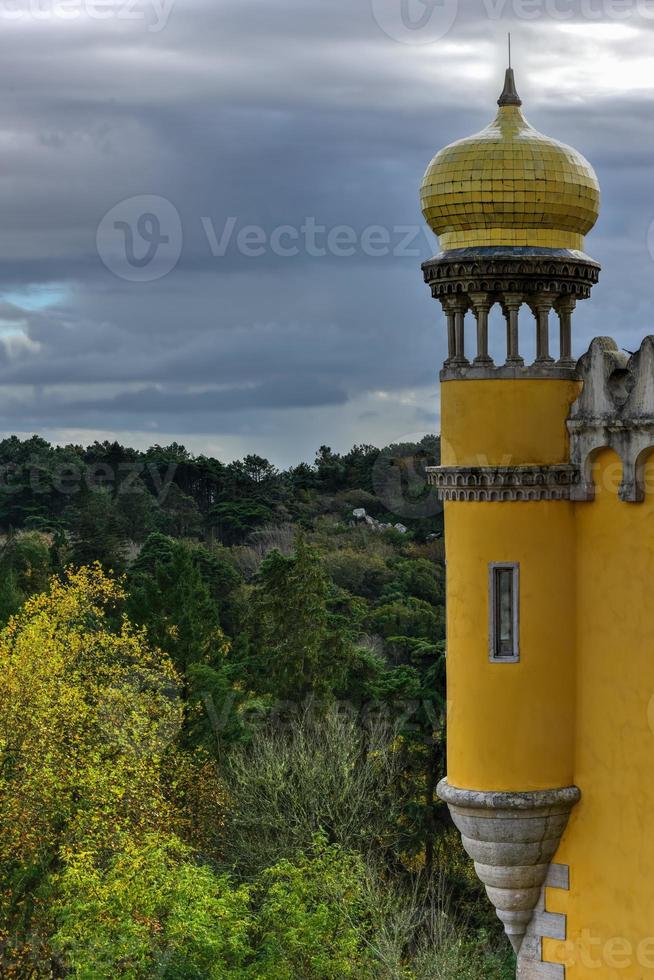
[250,840,374,979]
[66,489,129,572]
[115,483,161,543]
[53,834,252,979]
[127,539,234,751]
[0,566,182,969]
[0,530,53,622]
[127,540,226,679]
[366,597,442,642]
[247,535,352,702]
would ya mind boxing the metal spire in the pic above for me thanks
[498,34,522,107]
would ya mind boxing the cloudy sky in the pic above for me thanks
[0,0,652,466]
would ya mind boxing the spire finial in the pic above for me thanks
[498,39,522,108]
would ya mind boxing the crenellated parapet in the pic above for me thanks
[568,336,654,502]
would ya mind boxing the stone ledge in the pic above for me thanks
[437,782,581,813]
[441,363,579,382]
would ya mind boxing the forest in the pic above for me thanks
[0,433,514,978]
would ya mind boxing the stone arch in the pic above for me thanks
[578,444,623,502]
[631,444,654,503]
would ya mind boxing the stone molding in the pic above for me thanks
[568,336,654,502]
[427,465,580,502]
[437,780,580,957]
[441,363,579,382]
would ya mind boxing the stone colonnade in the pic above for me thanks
[440,292,577,369]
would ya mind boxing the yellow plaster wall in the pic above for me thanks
[544,449,654,978]
[445,499,576,791]
[441,379,580,467]
[441,377,580,791]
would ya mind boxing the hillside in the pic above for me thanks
[0,434,513,977]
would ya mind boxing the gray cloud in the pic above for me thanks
[0,0,651,462]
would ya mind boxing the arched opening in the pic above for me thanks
[580,445,623,502]
[631,445,654,503]
[487,302,506,364]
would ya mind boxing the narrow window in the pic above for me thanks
[489,563,519,662]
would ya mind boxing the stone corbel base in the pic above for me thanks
[437,780,580,955]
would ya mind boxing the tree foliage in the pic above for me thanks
[0,433,516,978]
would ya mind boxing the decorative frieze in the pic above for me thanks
[422,246,600,302]
[427,465,580,502]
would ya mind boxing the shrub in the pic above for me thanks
[222,709,409,875]
[52,834,252,979]
[250,840,374,979]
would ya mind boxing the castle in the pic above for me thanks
[422,68,654,978]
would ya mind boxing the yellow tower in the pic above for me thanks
[424,66,654,980]
[421,68,602,968]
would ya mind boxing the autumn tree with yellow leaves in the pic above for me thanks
[0,566,183,972]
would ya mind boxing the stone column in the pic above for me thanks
[531,293,555,365]
[555,295,576,368]
[451,296,469,366]
[502,294,524,366]
[440,297,457,365]
[469,292,493,366]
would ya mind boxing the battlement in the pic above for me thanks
[568,335,654,502]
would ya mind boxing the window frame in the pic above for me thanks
[488,562,520,664]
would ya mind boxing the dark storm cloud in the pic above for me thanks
[0,0,653,461]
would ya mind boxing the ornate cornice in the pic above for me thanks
[427,465,580,502]
[422,246,600,302]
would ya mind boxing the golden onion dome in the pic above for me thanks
[420,69,600,252]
